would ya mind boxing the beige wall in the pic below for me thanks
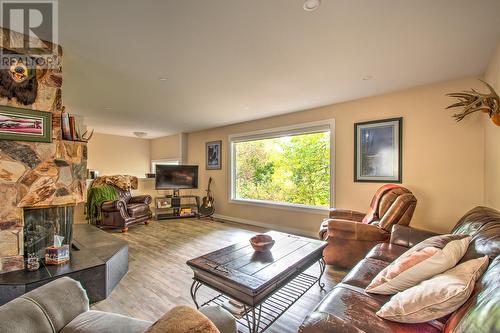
[187,78,486,236]
[150,134,181,161]
[87,133,150,178]
[484,43,500,211]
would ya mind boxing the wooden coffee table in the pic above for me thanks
[186,231,327,333]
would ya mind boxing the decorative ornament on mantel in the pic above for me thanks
[445,80,500,126]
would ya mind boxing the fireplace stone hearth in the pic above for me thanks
[0,224,128,306]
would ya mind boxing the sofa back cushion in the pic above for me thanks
[362,185,417,231]
[451,206,500,262]
[444,255,500,333]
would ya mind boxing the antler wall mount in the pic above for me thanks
[446,80,500,126]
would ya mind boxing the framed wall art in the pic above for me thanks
[354,117,402,183]
[206,140,222,170]
[0,106,52,143]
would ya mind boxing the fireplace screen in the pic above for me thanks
[24,206,74,259]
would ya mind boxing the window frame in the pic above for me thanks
[229,119,335,213]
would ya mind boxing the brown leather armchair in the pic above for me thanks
[98,186,152,232]
[319,185,417,268]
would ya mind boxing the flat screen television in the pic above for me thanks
[155,165,199,190]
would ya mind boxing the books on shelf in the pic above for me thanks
[221,299,246,319]
[180,208,193,216]
[61,109,86,141]
[69,115,77,140]
[61,111,71,140]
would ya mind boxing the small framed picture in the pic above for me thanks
[206,140,222,170]
[0,106,52,143]
[354,117,402,183]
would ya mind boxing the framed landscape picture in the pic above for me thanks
[354,117,402,183]
[206,140,222,170]
[0,106,52,143]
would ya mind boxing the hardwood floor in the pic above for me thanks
[91,218,347,333]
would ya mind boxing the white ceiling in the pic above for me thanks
[59,0,500,138]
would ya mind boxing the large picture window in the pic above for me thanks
[230,121,334,210]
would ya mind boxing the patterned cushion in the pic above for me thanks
[366,234,470,294]
[376,256,489,323]
[145,306,220,333]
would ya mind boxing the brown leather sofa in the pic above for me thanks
[300,206,500,333]
[319,185,417,268]
[98,186,153,232]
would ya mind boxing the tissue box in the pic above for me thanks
[45,245,70,265]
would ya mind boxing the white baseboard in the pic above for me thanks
[213,213,317,239]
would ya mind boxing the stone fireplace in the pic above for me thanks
[23,206,74,259]
[0,28,87,274]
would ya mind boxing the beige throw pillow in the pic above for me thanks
[376,255,489,323]
[366,234,470,294]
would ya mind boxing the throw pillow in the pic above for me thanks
[145,305,220,333]
[366,234,470,294]
[376,255,489,323]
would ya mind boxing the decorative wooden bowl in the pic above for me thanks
[250,234,275,252]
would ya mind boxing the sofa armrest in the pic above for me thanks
[329,209,365,222]
[323,219,389,242]
[101,200,130,220]
[128,195,152,205]
[390,225,440,248]
[23,277,89,332]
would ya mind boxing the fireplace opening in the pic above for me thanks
[23,206,74,259]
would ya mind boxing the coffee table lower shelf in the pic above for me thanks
[197,272,321,333]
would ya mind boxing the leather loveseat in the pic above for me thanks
[300,206,499,333]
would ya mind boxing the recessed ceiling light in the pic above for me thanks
[362,75,374,81]
[303,0,321,11]
[243,106,250,110]
[133,132,148,138]
[103,106,113,110]
[159,77,168,81]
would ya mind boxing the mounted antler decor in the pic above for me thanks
[446,80,500,126]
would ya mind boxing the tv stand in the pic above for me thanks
[154,194,200,220]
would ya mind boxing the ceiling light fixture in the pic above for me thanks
[103,106,113,110]
[303,0,321,11]
[159,77,168,81]
[133,131,148,138]
[363,75,374,81]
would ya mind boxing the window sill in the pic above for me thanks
[229,198,330,215]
